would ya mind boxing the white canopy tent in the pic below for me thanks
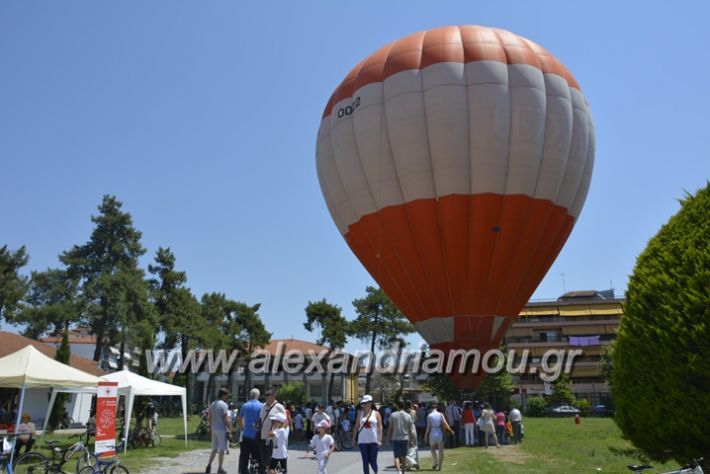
[0,345,102,464]
[45,368,187,452]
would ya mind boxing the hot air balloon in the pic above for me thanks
[316,26,594,389]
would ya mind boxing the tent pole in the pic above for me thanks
[124,388,133,453]
[42,388,58,437]
[9,383,27,466]
[181,392,187,447]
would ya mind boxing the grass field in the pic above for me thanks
[25,415,211,474]
[434,417,680,473]
[26,416,689,474]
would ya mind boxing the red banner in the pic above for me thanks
[95,381,118,457]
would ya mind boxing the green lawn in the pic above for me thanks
[29,415,211,474]
[29,417,685,474]
[435,417,680,473]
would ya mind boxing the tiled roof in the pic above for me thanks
[259,338,330,355]
[40,331,96,345]
[0,331,105,376]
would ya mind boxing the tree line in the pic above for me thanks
[0,195,416,398]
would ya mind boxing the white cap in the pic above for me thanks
[360,394,373,404]
[270,413,287,423]
[317,420,330,429]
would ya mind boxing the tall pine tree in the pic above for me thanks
[61,195,156,365]
[0,245,29,323]
[348,287,415,394]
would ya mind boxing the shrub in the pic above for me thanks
[525,396,547,417]
[277,382,306,406]
[576,398,590,417]
[612,183,710,463]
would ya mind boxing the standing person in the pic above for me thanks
[424,403,452,471]
[145,402,158,435]
[386,401,415,474]
[259,387,286,474]
[415,403,427,447]
[473,403,482,446]
[509,407,523,444]
[479,403,500,448]
[404,401,419,470]
[305,403,314,439]
[352,395,382,474]
[312,404,331,432]
[294,410,304,441]
[206,388,231,474]
[238,388,264,474]
[462,402,476,447]
[444,400,461,448]
[267,413,288,474]
[495,409,506,445]
[282,405,292,447]
[310,420,336,474]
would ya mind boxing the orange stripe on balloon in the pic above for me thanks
[323,26,582,118]
[344,194,574,324]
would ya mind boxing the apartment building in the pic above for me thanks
[505,289,622,406]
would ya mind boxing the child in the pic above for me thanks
[294,411,304,441]
[268,412,288,473]
[505,418,513,445]
[309,420,335,474]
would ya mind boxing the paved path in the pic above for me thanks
[141,442,432,474]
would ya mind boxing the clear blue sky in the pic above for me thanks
[2,1,708,349]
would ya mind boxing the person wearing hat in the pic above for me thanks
[312,404,331,433]
[309,419,335,474]
[14,412,36,458]
[267,412,288,474]
[352,395,382,474]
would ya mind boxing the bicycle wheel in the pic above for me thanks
[340,433,353,449]
[13,452,49,474]
[109,463,129,474]
[78,465,96,474]
[65,447,95,473]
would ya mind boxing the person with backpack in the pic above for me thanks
[238,388,263,474]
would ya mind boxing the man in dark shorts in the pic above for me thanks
[387,401,415,474]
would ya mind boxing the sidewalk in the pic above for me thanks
[140,442,432,474]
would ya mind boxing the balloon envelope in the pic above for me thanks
[316,26,594,389]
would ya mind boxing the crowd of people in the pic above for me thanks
[203,387,524,474]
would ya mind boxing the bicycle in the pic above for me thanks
[247,454,259,474]
[194,418,210,442]
[333,425,353,451]
[76,440,129,474]
[126,426,160,449]
[628,457,704,474]
[13,439,97,474]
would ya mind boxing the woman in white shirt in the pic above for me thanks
[351,395,382,474]
[424,403,452,471]
[479,403,500,448]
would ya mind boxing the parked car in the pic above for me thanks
[551,405,581,415]
[593,404,614,416]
